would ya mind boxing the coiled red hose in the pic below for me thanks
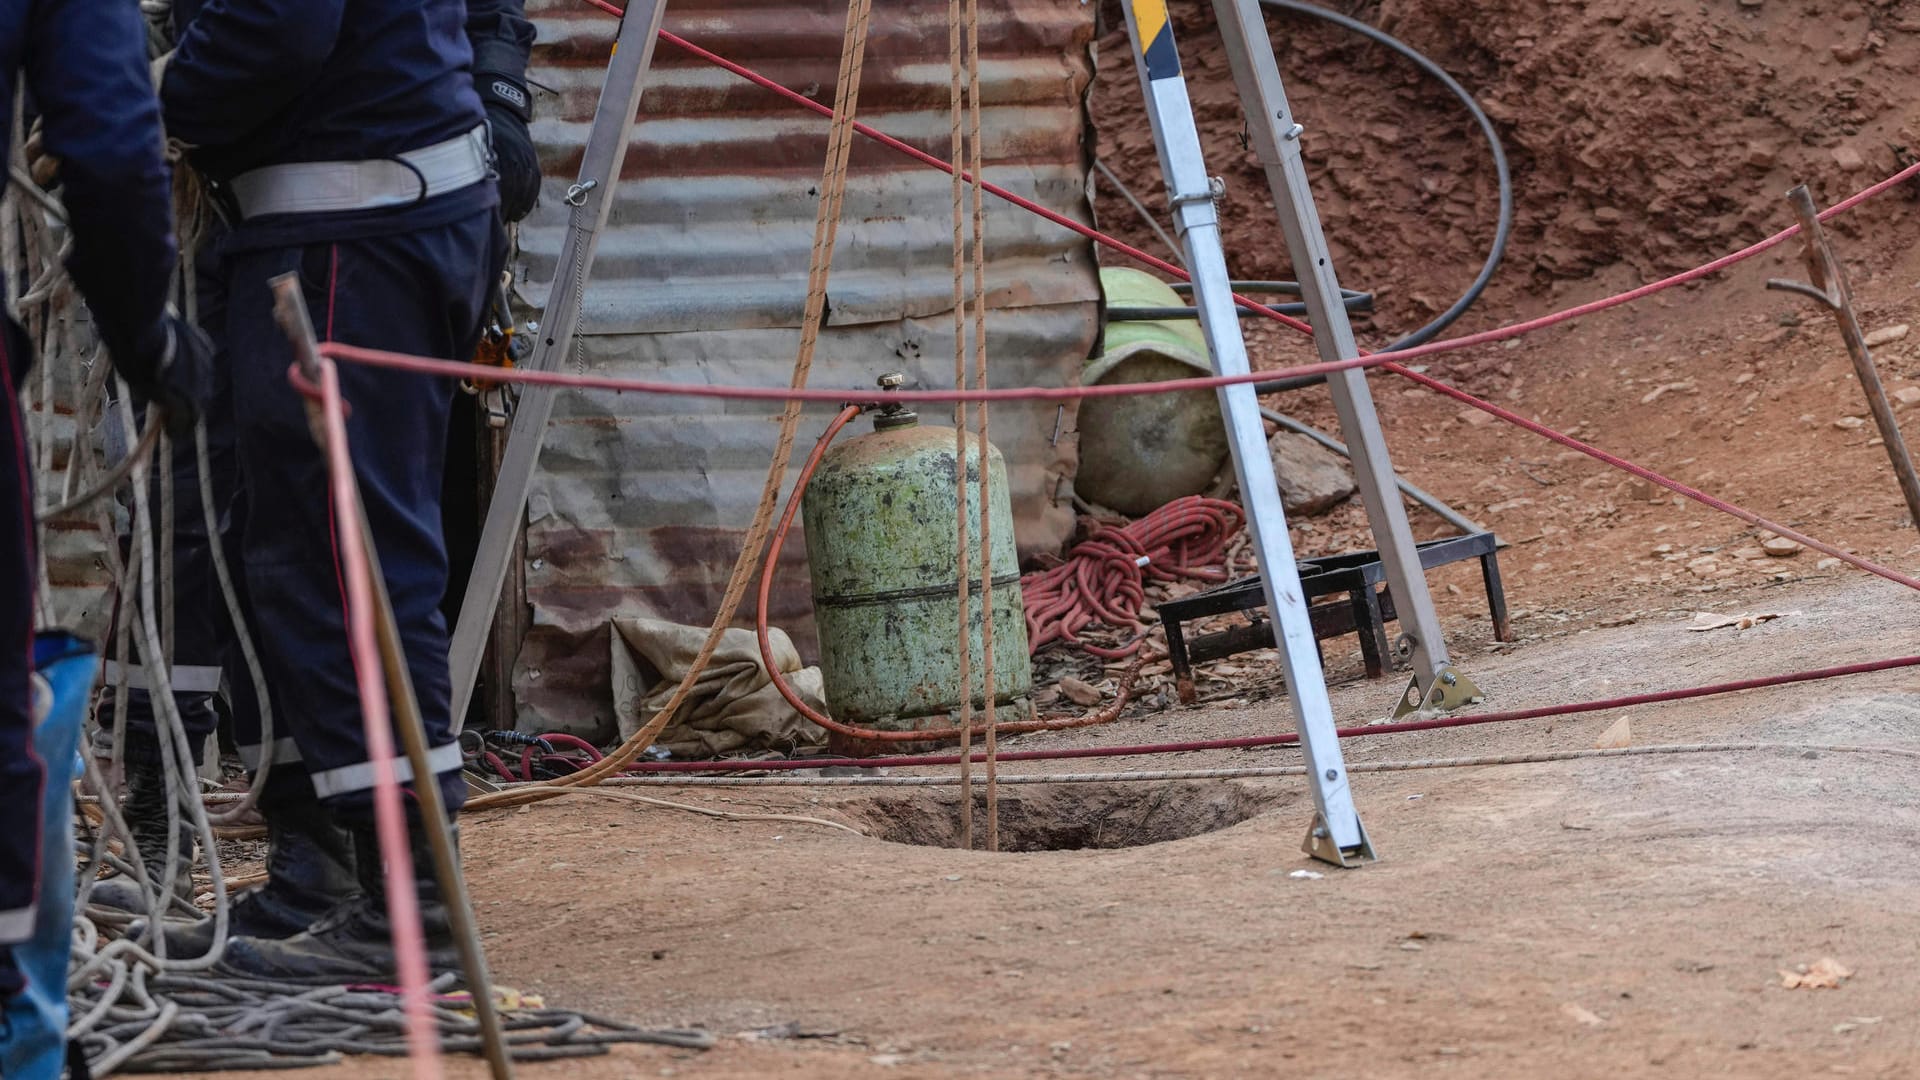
[1020,497,1243,658]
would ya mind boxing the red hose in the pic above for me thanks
[539,732,605,761]
[1020,497,1243,657]
[754,407,1143,743]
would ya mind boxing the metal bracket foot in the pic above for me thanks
[1302,811,1376,868]
[1391,664,1483,719]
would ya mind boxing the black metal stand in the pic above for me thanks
[1158,533,1510,704]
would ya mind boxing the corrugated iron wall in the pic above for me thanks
[509,0,1101,737]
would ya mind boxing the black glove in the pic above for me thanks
[476,74,539,223]
[115,315,212,438]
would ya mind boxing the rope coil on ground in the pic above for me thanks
[1021,497,1244,657]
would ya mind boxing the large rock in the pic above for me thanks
[1268,431,1357,516]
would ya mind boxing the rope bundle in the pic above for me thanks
[1021,496,1244,658]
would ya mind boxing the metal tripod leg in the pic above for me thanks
[1209,0,1479,720]
[448,0,671,731]
[1120,0,1371,865]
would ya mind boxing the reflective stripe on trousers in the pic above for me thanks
[99,659,224,694]
[308,740,463,799]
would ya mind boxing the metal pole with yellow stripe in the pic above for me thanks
[1120,0,1372,866]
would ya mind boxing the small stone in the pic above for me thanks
[1764,537,1802,557]
[1593,716,1632,749]
[1864,323,1910,347]
[1832,145,1868,171]
[1893,386,1920,406]
[1269,431,1358,515]
[1458,408,1499,428]
[1058,676,1103,707]
[1834,416,1867,430]
[1730,546,1765,560]
[1817,557,1843,570]
[1737,0,1762,7]
[1831,42,1867,64]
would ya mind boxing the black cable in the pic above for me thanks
[1247,0,1514,391]
[1108,292,1371,322]
[1107,279,1372,321]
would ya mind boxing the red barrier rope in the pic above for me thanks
[374,2,1920,773]
[617,653,1920,773]
[309,359,441,1068]
[572,1,1920,366]
[1383,363,1920,593]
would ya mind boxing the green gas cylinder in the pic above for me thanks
[1077,267,1229,515]
[802,381,1034,753]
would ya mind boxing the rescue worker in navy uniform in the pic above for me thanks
[0,0,209,1066]
[90,0,540,955]
[116,0,538,981]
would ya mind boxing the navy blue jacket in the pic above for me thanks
[0,0,177,372]
[0,0,177,944]
[163,0,526,246]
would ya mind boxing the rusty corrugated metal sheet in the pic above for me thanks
[508,0,1100,738]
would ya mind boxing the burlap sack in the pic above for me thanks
[609,617,828,758]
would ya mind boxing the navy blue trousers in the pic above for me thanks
[214,211,500,824]
[1,320,44,956]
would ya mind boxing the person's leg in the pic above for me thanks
[90,245,234,912]
[217,211,501,981]
[1,635,92,1080]
[0,320,54,1077]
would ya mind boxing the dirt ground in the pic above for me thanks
[205,573,1920,1080]
[177,1,1920,1076]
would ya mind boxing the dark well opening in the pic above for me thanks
[841,781,1284,852]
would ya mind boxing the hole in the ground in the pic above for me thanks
[841,780,1286,852]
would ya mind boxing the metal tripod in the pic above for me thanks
[450,0,1476,865]
[1118,0,1482,861]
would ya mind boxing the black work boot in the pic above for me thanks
[215,819,461,984]
[143,792,358,959]
[88,734,197,915]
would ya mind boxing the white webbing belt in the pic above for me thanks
[229,124,490,219]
